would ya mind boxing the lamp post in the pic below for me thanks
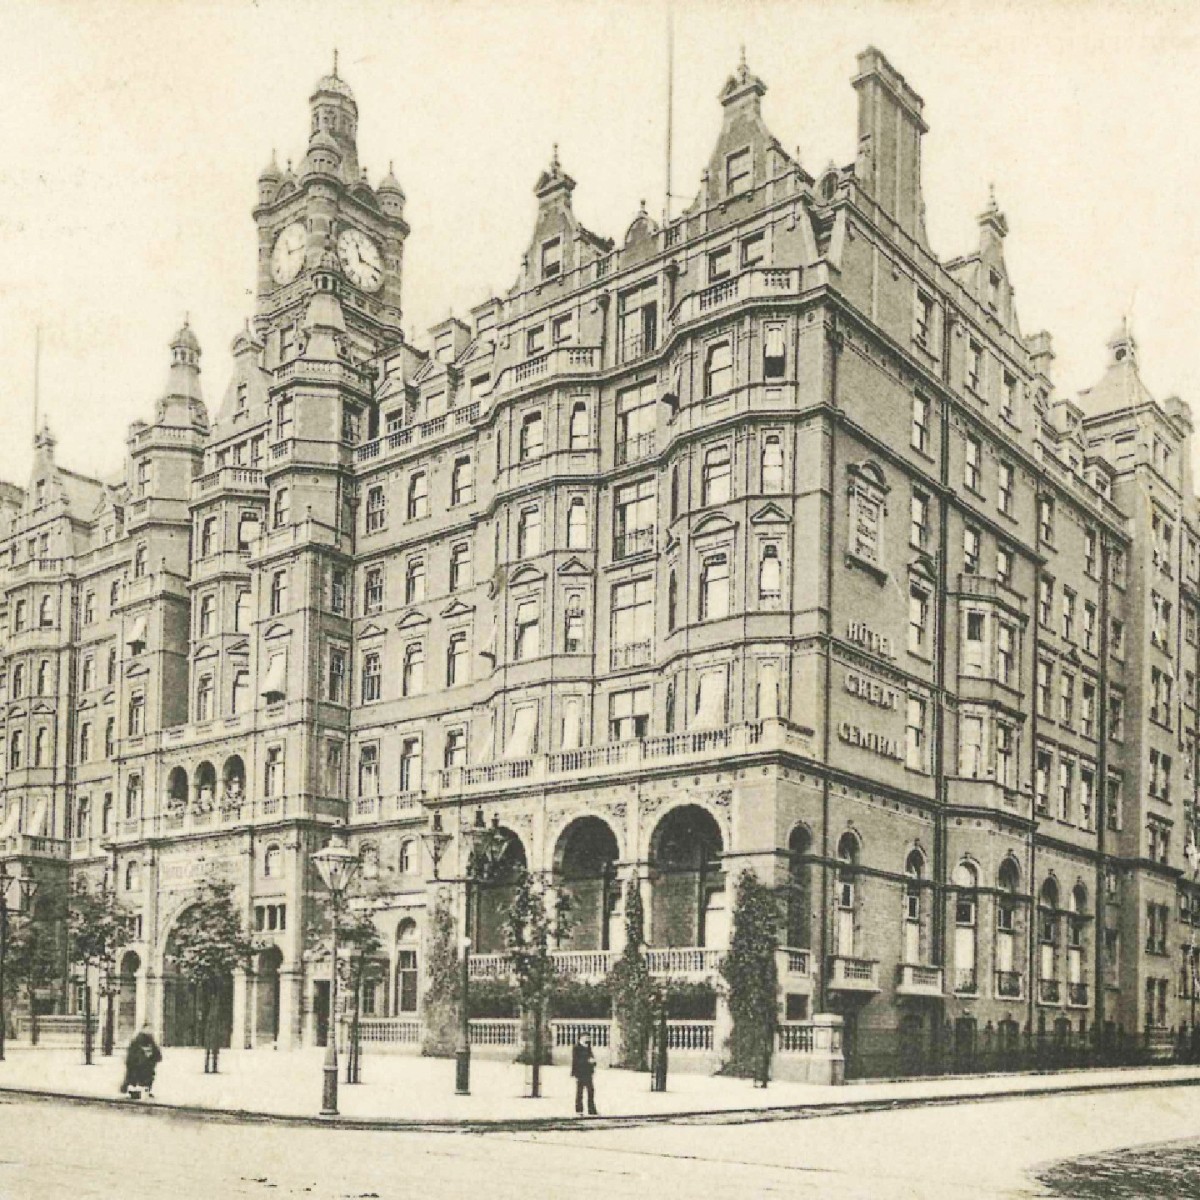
[312,832,360,1117]
[455,808,506,1097]
[0,865,38,1062]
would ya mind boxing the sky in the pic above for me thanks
[0,0,1198,488]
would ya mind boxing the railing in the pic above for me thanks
[469,1019,519,1047]
[499,346,599,394]
[193,467,266,496]
[467,954,512,981]
[1068,982,1090,1007]
[610,640,653,670]
[1039,978,1061,1004]
[644,947,722,975]
[956,573,1028,615]
[669,267,800,327]
[896,963,943,995]
[613,525,655,558]
[0,835,69,860]
[615,432,656,466]
[618,330,656,364]
[551,951,615,978]
[435,719,814,798]
[665,1021,714,1052]
[996,970,1023,998]
[953,968,978,994]
[778,1023,816,1053]
[828,955,881,990]
[348,1018,421,1046]
[551,1020,611,1049]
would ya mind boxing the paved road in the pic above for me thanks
[1,1083,1198,1198]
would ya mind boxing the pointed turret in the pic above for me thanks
[378,161,406,219]
[718,45,767,112]
[309,51,359,179]
[1077,320,1156,417]
[257,151,282,205]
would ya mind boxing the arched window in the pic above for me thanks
[263,844,282,878]
[9,730,23,770]
[758,544,782,603]
[11,664,23,699]
[702,444,732,505]
[269,570,288,615]
[125,774,142,819]
[406,472,429,520]
[953,861,979,993]
[272,486,290,528]
[449,543,471,592]
[402,644,425,696]
[34,727,47,766]
[398,840,415,875]
[231,670,249,715]
[519,410,544,461]
[125,860,140,892]
[667,571,678,631]
[1067,883,1088,1004]
[786,826,812,949]
[405,557,426,603]
[569,403,590,450]
[447,632,468,686]
[517,507,541,558]
[835,833,860,957]
[761,434,785,492]
[451,457,475,506]
[1039,878,1060,995]
[700,553,730,620]
[36,660,49,695]
[903,850,924,963]
[567,499,588,549]
[38,595,53,628]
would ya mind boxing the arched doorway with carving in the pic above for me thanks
[648,805,726,949]
[553,817,620,951]
[162,907,233,1048]
[223,755,246,808]
[116,950,141,1044]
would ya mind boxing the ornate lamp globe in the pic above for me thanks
[313,832,359,896]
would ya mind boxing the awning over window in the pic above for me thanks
[1,802,20,837]
[126,615,148,650]
[505,704,538,760]
[473,709,495,764]
[260,652,287,700]
[694,669,728,730]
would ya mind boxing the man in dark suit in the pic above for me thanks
[570,1032,598,1115]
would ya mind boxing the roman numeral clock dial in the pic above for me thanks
[270,221,307,285]
[336,228,384,292]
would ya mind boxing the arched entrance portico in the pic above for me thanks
[162,908,233,1048]
[554,817,620,950]
[648,805,725,948]
[472,828,526,954]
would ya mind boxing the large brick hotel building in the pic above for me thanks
[2,47,1196,1079]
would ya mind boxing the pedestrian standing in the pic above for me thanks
[571,1032,598,1116]
[120,1024,162,1099]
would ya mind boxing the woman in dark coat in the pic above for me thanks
[121,1025,162,1098]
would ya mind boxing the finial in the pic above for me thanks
[551,142,560,171]
[332,48,339,78]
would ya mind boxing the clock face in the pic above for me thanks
[270,221,307,285]
[337,228,384,293]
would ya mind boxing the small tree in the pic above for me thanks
[504,870,570,1098]
[5,891,63,1047]
[609,877,654,1070]
[719,869,780,1081]
[421,888,460,1057]
[67,881,135,1065]
[167,879,256,1073]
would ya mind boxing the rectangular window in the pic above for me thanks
[1062,589,1076,642]
[998,461,1014,515]
[741,231,766,267]
[540,236,561,280]
[708,245,734,282]
[361,652,381,703]
[910,491,929,549]
[905,696,926,771]
[963,526,980,574]
[964,610,985,675]
[996,544,1013,586]
[701,554,731,621]
[704,341,733,397]
[1038,577,1053,628]
[1036,659,1052,717]
[1060,671,1075,727]
[1058,758,1074,822]
[960,714,984,778]
[725,147,751,195]
[1001,372,1018,421]
[617,282,658,362]
[399,737,423,792]
[327,646,346,702]
[1038,496,1054,543]
[702,444,732,506]
[515,599,541,660]
[965,435,981,491]
[911,394,930,453]
[365,486,387,533]
[914,291,934,348]
[609,686,651,741]
[996,722,1015,788]
[908,585,929,654]
[1035,749,1052,814]
[967,340,983,392]
[763,323,786,379]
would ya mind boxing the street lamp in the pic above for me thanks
[312,831,360,1117]
[0,865,38,1062]
[456,808,506,1097]
[420,811,453,882]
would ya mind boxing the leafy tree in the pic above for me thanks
[67,880,135,1063]
[5,887,64,1046]
[719,869,780,1080]
[421,888,460,1057]
[166,879,256,1071]
[503,869,571,1096]
[609,877,655,1069]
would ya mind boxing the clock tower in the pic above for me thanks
[252,60,408,366]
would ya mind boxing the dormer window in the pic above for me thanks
[35,480,45,508]
[236,382,248,412]
[435,330,454,363]
[541,237,562,280]
[725,146,751,196]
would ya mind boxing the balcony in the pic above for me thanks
[896,963,944,997]
[615,431,656,467]
[952,967,978,995]
[995,970,1024,999]
[1067,982,1090,1008]
[610,640,653,671]
[955,573,1028,617]
[669,267,800,329]
[828,955,881,993]
[433,719,816,800]
[0,835,68,861]
[613,525,656,560]
[192,466,266,499]
[1038,978,1061,1004]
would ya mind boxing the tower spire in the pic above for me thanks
[32,324,41,448]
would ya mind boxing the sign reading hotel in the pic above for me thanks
[840,626,902,760]
[846,621,896,661]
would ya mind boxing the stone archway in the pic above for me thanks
[161,908,233,1048]
[553,816,620,951]
[648,805,725,948]
[472,828,527,954]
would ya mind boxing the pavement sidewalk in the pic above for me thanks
[0,1045,1197,1130]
